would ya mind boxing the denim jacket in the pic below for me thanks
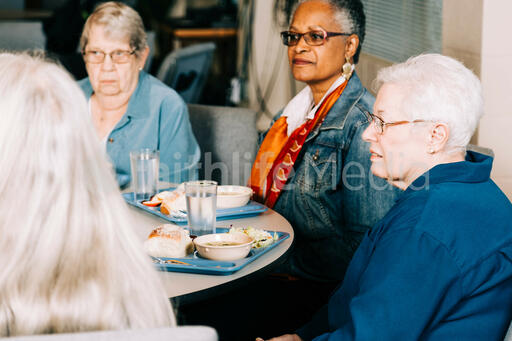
[79,71,200,186]
[272,73,401,282]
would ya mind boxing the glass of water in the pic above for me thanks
[185,180,217,237]
[130,149,159,202]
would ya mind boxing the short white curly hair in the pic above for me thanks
[374,53,484,154]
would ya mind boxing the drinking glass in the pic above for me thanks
[185,180,217,236]
[130,149,159,202]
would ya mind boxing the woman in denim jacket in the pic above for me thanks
[251,0,398,284]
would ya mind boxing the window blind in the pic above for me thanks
[361,0,443,63]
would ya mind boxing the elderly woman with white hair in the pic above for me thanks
[265,54,512,341]
[78,1,200,187]
[0,52,175,336]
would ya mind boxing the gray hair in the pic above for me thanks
[0,52,174,336]
[374,53,484,154]
[80,1,147,57]
[291,0,366,63]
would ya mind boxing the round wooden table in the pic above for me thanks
[127,203,294,300]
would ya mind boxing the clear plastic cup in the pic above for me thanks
[185,180,217,236]
[130,149,159,202]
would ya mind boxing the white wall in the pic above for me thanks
[478,0,512,199]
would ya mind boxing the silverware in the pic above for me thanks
[152,257,192,266]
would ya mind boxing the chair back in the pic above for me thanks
[0,326,218,341]
[0,21,45,51]
[144,30,156,73]
[157,42,215,103]
[467,144,494,157]
[188,104,258,185]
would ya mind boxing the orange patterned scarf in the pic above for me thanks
[249,80,348,208]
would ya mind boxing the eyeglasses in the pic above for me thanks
[280,29,351,46]
[364,111,428,134]
[82,49,136,64]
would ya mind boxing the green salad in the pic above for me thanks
[228,227,278,248]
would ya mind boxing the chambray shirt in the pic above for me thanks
[271,73,400,282]
[79,71,200,186]
[297,152,512,341]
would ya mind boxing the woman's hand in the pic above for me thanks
[256,334,303,341]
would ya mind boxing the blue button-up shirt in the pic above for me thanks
[79,71,200,186]
[298,152,512,340]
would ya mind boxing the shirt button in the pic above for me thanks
[108,138,114,143]
[312,152,319,161]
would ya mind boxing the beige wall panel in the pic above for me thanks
[442,0,482,55]
[356,53,393,96]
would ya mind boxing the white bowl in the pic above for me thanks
[193,232,254,261]
[217,185,253,208]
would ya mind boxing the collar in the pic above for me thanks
[282,74,347,136]
[404,151,493,196]
[320,71,365,129]
[304,72,366,142]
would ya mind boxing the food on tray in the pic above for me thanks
[228,227,277,248]
[139,186,187,213]
[144,224,194,258]
[205,241,245,247]
[141,190,175,206]
[194,232,254,260]
[141,200,160,207]
[160,188,186,215]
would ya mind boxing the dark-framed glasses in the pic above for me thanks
[364,111,428,135]
[82,49,136,64]
[280,29,351,46]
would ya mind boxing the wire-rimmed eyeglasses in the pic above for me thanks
[82,49,136,64]
[280,29,351,46]
[364,111,428,134]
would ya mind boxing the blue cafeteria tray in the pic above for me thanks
[151,228,290,275]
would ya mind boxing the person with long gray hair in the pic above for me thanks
[78,1,200,187]
[263,54,512,341]
[0,52,175,336]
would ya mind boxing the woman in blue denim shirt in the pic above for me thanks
[78,2,200,187]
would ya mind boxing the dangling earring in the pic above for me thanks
[342,56,353,80]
